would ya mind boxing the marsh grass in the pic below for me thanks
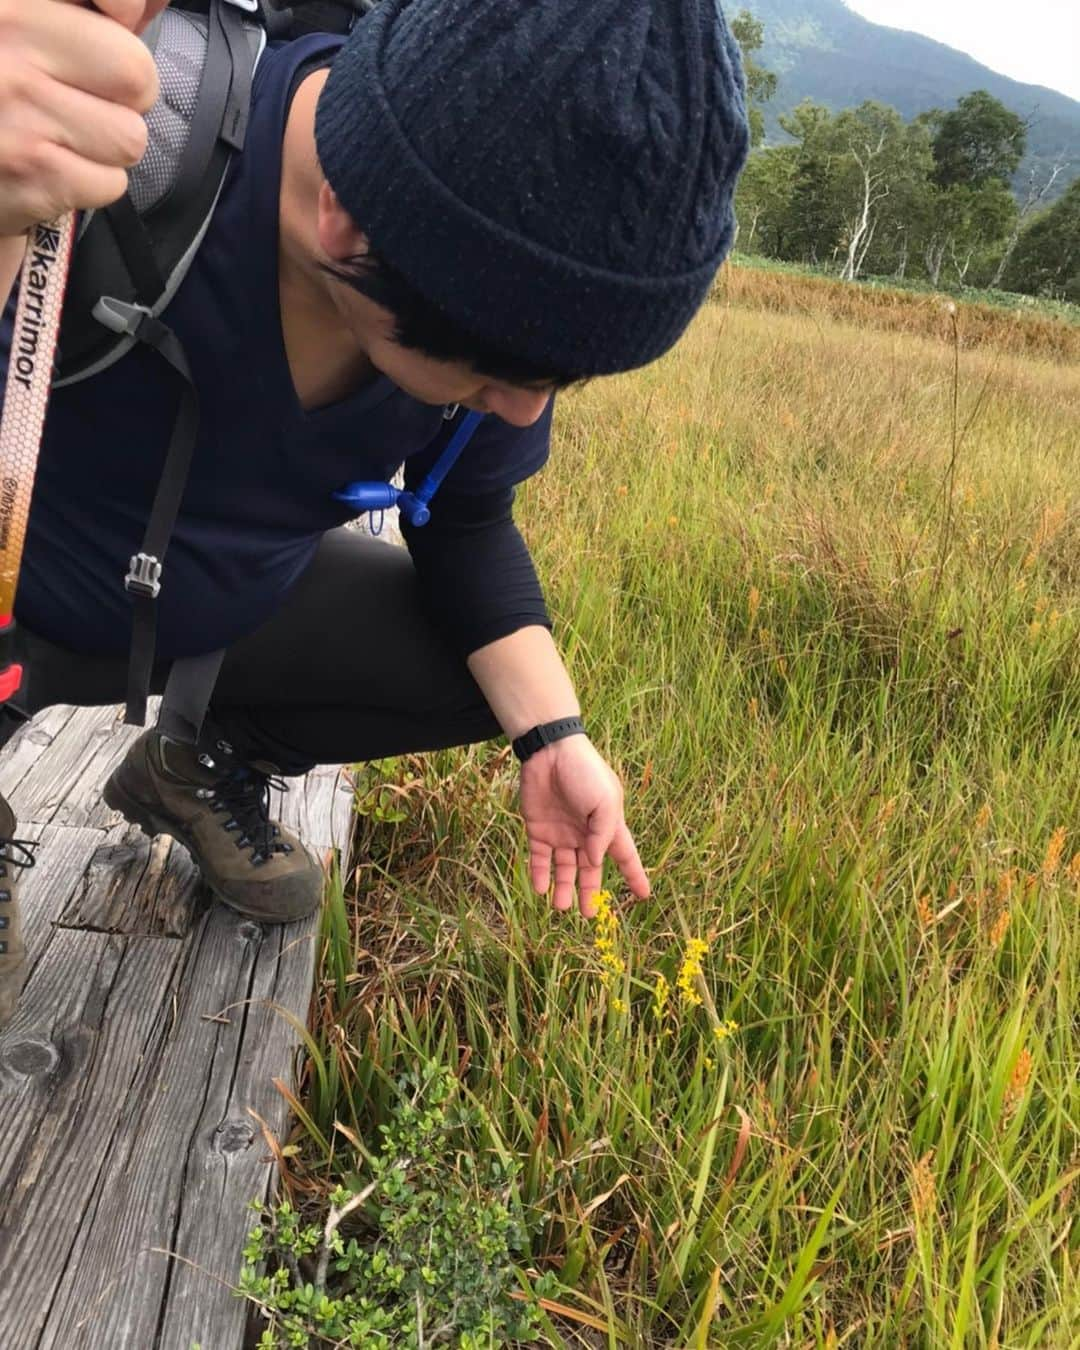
[716,261,1080,365]
[271,282,1079,1346]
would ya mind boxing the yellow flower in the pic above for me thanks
[652,972,670,1023]
[713,1019,739,1043]
[677,937,708,1008]
[593,890,625,992]
[612,997,628,1015]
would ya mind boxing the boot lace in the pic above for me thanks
[0,836,39,874]
[202,765,294,867]
[0,835,39,952]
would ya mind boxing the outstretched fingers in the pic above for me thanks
[530,842,580,911]
[550,846,578,912]
[607,819,650,899]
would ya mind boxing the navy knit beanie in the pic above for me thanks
[315,0,750,376]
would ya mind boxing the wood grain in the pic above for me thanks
[0,703,353,1348]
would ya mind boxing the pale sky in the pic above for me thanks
[843,0,1080,103]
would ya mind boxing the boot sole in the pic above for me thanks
[103,773,321,924]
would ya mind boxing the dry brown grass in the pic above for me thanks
[713,263,1080,365]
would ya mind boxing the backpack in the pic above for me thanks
[58,0,369,388]
[52,0,373,740]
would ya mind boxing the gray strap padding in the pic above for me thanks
[159,648,227,744]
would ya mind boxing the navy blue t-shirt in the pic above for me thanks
[1,34,551,660]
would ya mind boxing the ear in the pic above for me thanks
[317,182,369,262]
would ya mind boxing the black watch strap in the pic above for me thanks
[511,716,586,763]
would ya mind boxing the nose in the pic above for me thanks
[481,386,551,427]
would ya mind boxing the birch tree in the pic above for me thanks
[990,159,1068,289]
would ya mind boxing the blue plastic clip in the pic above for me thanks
[333,410,485,530]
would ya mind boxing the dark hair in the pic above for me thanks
[322,249,585,391]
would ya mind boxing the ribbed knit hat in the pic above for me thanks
[315,0,749,376]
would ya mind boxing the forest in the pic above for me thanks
[731,12,1080,301]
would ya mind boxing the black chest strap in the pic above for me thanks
[94,300,203,729]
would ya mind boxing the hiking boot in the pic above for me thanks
[103,730,324,923]
[0,793,38,1033]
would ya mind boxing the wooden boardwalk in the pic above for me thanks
[0,702,353,1349]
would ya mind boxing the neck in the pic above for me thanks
[278,70,377,408]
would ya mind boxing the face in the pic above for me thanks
[361,318,553,428]
[315,183,552,428]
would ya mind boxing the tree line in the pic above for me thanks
[731,12,1079,302]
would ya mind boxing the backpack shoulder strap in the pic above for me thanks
[53,0,371,733]
[56,0,264,387]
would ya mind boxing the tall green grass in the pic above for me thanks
[287,296,1079,1346]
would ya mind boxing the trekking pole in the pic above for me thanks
[0,216,77,703]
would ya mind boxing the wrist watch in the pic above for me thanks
[511,716,587,763]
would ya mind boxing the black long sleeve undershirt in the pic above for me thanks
[400,483,551,659]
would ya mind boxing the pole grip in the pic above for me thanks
[0,216,76,623]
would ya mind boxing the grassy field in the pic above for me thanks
[726,253,1080,329]
[245,279,1079,1346]
[717,259,1080,365]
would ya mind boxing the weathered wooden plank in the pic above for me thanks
[277,762,355,855]
[0,704,78,801]
[14,822,109,968]
[0,698,348,1349]
[60,825,205,940]
[37,906,320,1350]
[0,926,186,1350]
[7,705,135,828]
[156,914,321,1350]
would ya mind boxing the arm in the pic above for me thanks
[467,625,649,918]
[402,412,650,917]
[466,624,579,739]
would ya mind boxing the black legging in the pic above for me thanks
[14,528,502,775]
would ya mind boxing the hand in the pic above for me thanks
[0,0,165,237]
[519,735,651,918]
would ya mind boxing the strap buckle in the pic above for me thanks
[93,296,153,338]
[222,0,259,12]
[126,552,163,599]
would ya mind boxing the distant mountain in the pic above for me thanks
[736,0,1080,197]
